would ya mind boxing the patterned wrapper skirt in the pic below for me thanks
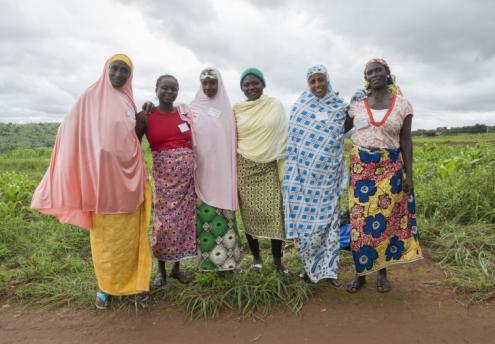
[295,221,340,281]
[196,203,242,271]
[151,148,197,262]
[349,145,423,276]
[90,181,152,296]
[237,154,285,240]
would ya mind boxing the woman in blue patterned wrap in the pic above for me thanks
[282,65,348,286]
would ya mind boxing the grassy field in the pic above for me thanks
[0,135,494,317]
[412,132,495,144]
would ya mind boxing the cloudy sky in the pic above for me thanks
[1,0,494,129]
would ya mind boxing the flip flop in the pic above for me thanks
[275,264,289,275]
[328,278,342,288]
[346,277,366,294]
[376,276,391,293]
[134,292,150,308]
[95,291,111,310]
[170,270,192,284]
[135,293,149,304]
[251,263,263,272]
[152,274,166,288]
[299,271,311,282]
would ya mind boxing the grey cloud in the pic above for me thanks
[1,0,494,129]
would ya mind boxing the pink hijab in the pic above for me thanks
[189,68,238,210]
[31,55,147,229]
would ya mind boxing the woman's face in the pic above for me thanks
[201,78,218,98]
[156,77,179,105]
[241,75,264,101]
[108,61,131,88]
[308,73,328,98]
[365,62,388,90]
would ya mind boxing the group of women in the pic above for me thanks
[31,53,423,309]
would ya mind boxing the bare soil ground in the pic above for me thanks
[1,256,494,344]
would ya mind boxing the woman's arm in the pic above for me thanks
[400,114,413,194]
[344,114,354,133]
[142,101,156,114]
[135,110,147,142]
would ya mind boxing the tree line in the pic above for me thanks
[0,122,493,152]
[412,123,494,137]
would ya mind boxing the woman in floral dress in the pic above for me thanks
[345,58,423,293]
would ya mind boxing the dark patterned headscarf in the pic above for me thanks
[352,58,402,102]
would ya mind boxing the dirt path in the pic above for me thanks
[1,258,494,344]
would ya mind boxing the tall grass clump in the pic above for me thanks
[153,252,313,319]
[415,143,495,301]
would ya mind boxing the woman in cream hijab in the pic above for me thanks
[234,67,288,272]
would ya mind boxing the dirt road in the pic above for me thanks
[1,258,494,344]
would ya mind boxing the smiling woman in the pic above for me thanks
[135,74,197,287]
[234,67,288,273]
[345,58,423,294]
[283,64,348,287]
[189,68,240,272]
[30,54,152,310]
[108,60,131,88]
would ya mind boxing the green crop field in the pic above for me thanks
[0,132,494,317]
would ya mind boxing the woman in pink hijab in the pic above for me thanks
[31,54,152,309]
[189,68,241,272]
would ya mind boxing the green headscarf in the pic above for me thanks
[240,67,265,87]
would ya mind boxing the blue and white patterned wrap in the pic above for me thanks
[282,65,348,281]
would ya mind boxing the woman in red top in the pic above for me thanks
[136,75,196,286]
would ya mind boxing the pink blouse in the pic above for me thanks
[349,95,413,149]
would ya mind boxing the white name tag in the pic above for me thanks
[178,123,190,133]
[354,118,369,130]
[127,108,135,118]
[207,107,222,118]
[315,111,327,121]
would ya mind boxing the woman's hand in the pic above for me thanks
[402,177,414,195]
[142,101,156,114]
[135,111,147,126]
[134,111,147,141]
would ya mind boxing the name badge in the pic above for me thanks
[178,123,190,133]
[354,117,369,130]
[127,108,135,118]
[315,111,327,121]
[207,107,222,118]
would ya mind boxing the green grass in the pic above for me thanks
[0,212,313,316]
[420,221,495,301]
[0,137,494,317]
[412,133,495,144]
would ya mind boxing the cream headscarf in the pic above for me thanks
[234,94,287,163]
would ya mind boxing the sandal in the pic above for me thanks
[299,271,311,282]
[274,263,289,275]
[376,275,391,293]
[152,273,166,288]
[135,293,149,304]
[251,263,263,272]
[170,270,191,284]
[328,278,342,288]
[346,276,366,294]
[95,291,111,310]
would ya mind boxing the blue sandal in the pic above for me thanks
[95,291,111,310]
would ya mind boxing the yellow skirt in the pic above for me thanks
[90,181,152,295]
